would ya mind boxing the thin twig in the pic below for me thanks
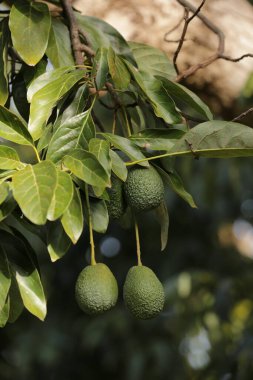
[173,8,190,74]
[164,11,185,41]
[175,0,253,82]
[232,107,253,122]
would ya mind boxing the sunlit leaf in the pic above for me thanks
[109,149,127,181]
[61,186,83,244]
[12,161,57,225]
[0,145,25,170]
[47,170,73,221]
[0,246,11,311]
[9,0,51,66]
[0,19,9,105]
[0,106,33,145]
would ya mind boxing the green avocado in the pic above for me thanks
[75,263,118,315]
[107,176,126,219]
[123,265,165,319]
[124,166,164,212]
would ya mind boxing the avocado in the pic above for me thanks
[123,265,165,319]
[124,166,164,212]
[75,263,118,315]
[107,176,126,219]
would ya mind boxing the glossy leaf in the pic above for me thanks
[47,221,71,262]
[37,124,53,152]
[28,70,85,140]
[0,296,9,327]
[60,84,89,121]
[92,48,108,90]
[102,133,149,167]
[27,66,75,103]
[0,106,33,145]
[171,121,253,158]
[0,182,9,205]
[64,149,110,188]
[0,246,11,311]
[0,145,25,170]
[130,129,185,151]
[47,170,73,221]
[0,19,9,105]
[108,47,130,89]
[155,200,169,251]
[12,161,57,225]
[75,13,135,63]
[61,186,83,244]
[157,166,197,208]
[89,199,109,233]
[9,0,51,66]
[89,138,111,175]
[8,278,24,323]
[109,149,127,181]
[46,18,74,68]
[12,261,46,321]
[156,76,213,121]
[0,192,17,222]
[47,109,95,163]
[129,42,176,80]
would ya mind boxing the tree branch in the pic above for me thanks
[60,0,86,65]
[174,0,253,82]
[232,107,253,122]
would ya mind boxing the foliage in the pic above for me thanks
[0,0,253,326]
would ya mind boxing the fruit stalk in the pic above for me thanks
[134,218,142,266]
[85,184,96,265]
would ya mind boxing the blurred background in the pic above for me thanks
[1,0,253,379]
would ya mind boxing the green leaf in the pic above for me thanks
[130,129,185,151]
[11,261,46,321]
[27,66,75,103]
[28,70,85,140]
[0,191,16,222]
[0,145,25,170]
[47,221,71,262]
[37,123,53,152]
[102,133,149,167]
[8,278,24,323]
[12,161,57,225]
[171,121,253,158]
[61,186,83,244]
[89,138,111,175]
[0,19,9,105]
[110,149,127,181]
[63,149,110,188]
[140,73,182,124]
[60,84,89,121]
[0,106,33,145]
[75,14,135,63]
[46,18,74,68]
[0,182,9,205]
[89,199,109,233]
[157,166,197,208]
[124,62,181,124]
[0,296,9,327]
[47,170,73,221]
[9,0,51,66]
[129,42,176,80]
[0,246,11,311]
[47,109,95,163]
[108,47,130,89]
[92,48,109,90]
[1,231,46,321]
[156,76,213,121]
[154,200,169,251]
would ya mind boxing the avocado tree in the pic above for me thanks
[0,0,253,326]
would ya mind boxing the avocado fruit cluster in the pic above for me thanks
[75,263,165,319]
[107,166,164,219]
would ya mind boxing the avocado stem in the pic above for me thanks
[134,218,142,266]
[85,184,96,266]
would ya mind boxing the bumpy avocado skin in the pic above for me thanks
[75,263,118,315]
[124,166,164,212]
[123,265,165,319]
[107,177,126,219]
